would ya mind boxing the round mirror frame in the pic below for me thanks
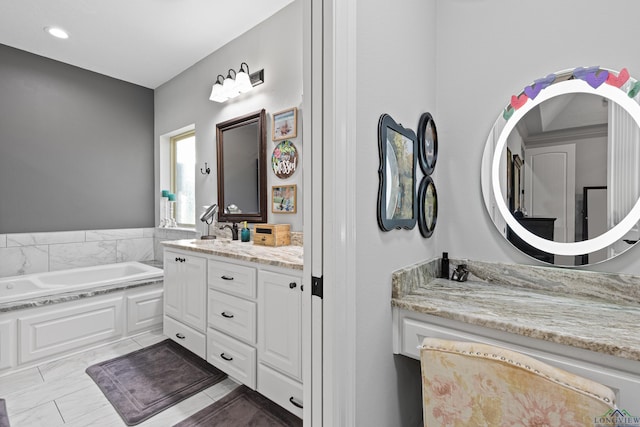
[418,175,438,238]
[482,67,640,259]
[418,112,438,175]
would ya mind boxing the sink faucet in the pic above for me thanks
[220,223,239,240]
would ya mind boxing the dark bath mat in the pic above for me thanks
[173,385,302,427]
[0,399,10,427]
[86,339,226,426]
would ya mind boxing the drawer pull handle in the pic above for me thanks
[289,282,297,289]
[221,312,234,318]
[221,275,234,281]
[220,353,233,361]
[289,397,303,409]
[175,333,186,340]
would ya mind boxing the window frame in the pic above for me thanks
[170,130,196,227]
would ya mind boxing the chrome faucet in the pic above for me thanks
[200,204,218,240]
[220,223,239,240]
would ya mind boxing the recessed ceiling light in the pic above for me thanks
[44,26,69,39]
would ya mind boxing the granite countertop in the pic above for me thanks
[0,277,163,313]
[392,258,640,362]
[161,239,303,271]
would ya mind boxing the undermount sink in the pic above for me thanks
[189,238,232,245]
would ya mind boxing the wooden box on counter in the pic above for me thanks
[253,224,291,247]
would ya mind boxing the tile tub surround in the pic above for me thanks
[161,239,303,270]
[392,258,640,362]
[0,228,156,278]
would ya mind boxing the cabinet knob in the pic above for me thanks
[220,353,233,361]
[221,311,234,319]
[175,333,185,340]
[221,275,234,281]
[289,396,303,409]
[289,282,297,289]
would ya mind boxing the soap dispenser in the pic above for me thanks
[241,221,251,242]
[440,252,449,279]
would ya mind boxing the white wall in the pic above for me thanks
[436,0,640,274]
[346,0,640,425]
[354,0,438,425]
[154,1,303,231]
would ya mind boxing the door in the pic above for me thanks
[525,143,576,264]
[303,0,324,424]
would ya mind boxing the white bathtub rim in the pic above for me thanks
[0,261,163,306]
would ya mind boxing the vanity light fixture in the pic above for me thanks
[223,69,240,99]
[44,26,69,39]
[209,62,264,103]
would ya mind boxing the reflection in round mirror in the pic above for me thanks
[386,139,400,219]
[481,67,640,266]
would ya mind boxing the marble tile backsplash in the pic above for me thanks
[0,228,157,278]
[0,227,302,278]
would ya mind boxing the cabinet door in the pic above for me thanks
[181,255,207,332]
[163,252,182,320]
[163,250,207,332]
[0,318,15,371]
[258,270,302,380]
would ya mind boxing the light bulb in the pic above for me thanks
[235,70,252,93]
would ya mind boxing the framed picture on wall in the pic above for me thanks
[272,107,297,141]
[272,184,297,213]
[513,154,523,212]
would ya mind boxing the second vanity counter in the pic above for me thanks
[392,258,640,363]
[392,258,640,408]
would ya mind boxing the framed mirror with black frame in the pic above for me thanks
[377,113,417,231]
[216,109,267,224]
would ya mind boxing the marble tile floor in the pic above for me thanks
[0,330,240,426]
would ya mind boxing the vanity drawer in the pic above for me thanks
[207,327,256,389]
[163,315,206,358]
[208,289,256,344]
[258,363,303,418]
[208,260,257,299]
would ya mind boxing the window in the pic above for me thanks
[170,130,196,227]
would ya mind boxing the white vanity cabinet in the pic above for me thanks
[258,269,303,417]
[393,307,640,410]
[161,241,304,417]
[206,258,304,417]
[163,249,207,357]
[207,259,258,388]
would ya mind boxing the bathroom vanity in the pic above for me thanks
[392,258,640,409]
[161,239,304,417]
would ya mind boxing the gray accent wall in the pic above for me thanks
[0,44,154,233]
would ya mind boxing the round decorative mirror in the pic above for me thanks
[418,176,437,238]
[481,67,640,266]
[418,112,438,175]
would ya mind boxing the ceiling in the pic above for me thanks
[0,0,294,89]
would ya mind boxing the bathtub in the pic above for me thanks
[0,261,164,374]
[0,261,163,304]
